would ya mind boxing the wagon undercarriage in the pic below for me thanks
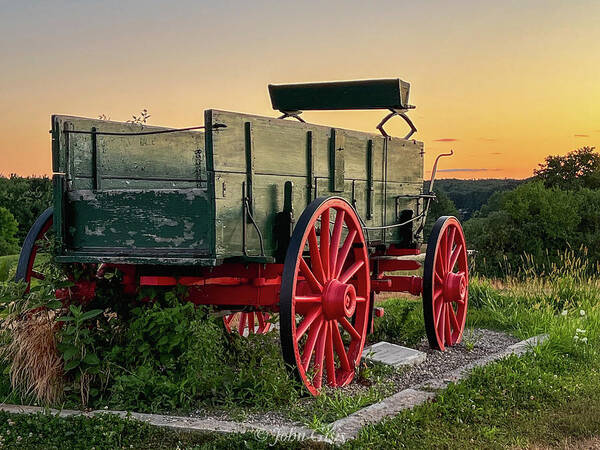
[17,79,469,395]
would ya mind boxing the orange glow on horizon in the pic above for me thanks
[1,1,598,180]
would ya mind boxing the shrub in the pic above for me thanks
[105,294,227,411]
[370,298,425,346]
[465,181,600,277]
[0,207,18,256]
[0,175,52,243]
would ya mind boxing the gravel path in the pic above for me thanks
[388,328,519,392]
[189,328,519,427]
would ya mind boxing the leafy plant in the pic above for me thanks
[370,297,425,346]
[127,109,151,125]
[0,207,18,256]
[57,305,104,406]
[0,175,52,243]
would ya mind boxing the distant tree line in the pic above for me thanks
[424,178,524,220]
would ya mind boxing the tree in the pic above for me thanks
[424,188,460,237]
[534,146,600,190]
[0,207,19,255]
[0,175,52,243]
[464,181,600,276]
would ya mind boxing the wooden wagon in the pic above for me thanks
[16,79,469,395]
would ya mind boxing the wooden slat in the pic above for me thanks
[65,189,213,259]
[52,115,206,190]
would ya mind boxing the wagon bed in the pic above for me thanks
[52,109,423,266]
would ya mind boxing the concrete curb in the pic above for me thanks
[0,333,548,445]
[0,404,333,444]
[328,333,549,442]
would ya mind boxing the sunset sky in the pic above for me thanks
[1,0,598,179]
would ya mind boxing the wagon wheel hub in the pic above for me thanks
[443,271,466,304]
[322,279,357,319]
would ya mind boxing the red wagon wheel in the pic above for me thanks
[423,216,469,351]
[280,197,370,396]
[223,311,272,335]
[15,207,54,290]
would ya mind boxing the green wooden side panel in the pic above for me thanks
[52,116,214,264]
[205,110,424,260]
[52,115,206,190]
[387,139,423,182]
[63,189,212,256]
[206,110,392,180]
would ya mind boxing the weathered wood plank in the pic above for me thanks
[52,115,206,190]
[65,189,213,257]
[205,109,417,183]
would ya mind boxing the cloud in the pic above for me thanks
[574,134,589,137]
[489,152,503,155]
[433,138,458,142]
[438,168,502,173]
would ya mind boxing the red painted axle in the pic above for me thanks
[371,275,423,296]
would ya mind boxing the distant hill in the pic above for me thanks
[424,178,527,219]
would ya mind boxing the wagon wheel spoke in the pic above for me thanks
[308,228,326,284]
[444,306,452,345]
[313,321,328,389]
[437,234,447,273]
[248,312,255,334]
[299,258,323,293]
[339,317,361,341]
[320,209,330,278]
[339,260,364,284]
[438,304,446,345]
[446,228,456,271]
[296,307,322,341]
[434,293,444,327]
[329,210,345,277]
[301,317,324,371]
[334,229,357,279]
[448,243,462,273]
[238,313,247,335]
[331,320,351,372]
[31,270,45,280]
[325,321,337,387]
[448,305,460,334]
[434,271,444,284]
[257,312,267,331]
[224,314,235,325]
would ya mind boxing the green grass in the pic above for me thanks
[0,255,18,266]
[349,351,600,449]
[0,349,598,449]
[0,410,308,449]
[0,254,18,281]
[3,251,600,447]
